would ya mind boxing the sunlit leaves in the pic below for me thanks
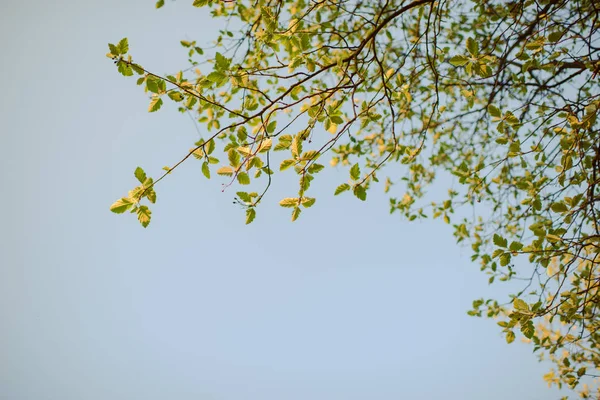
[280,159,295,171]
[350,163,360,181]
[513,298,529,312]
[488,105,501,119]
[148,97,163,112]
[168,91,184,102]
[136,205,151,228]
[353,185,367,201]
[108,38,129,57]
[258,138,272,153]
[509,241,523,252]
[237,172,250,185]
[214,52,230,70]
[279,198,299,208]
[134,167,147,183]
[335,183,351,195]
[493,234,508,248]
[449,55,470,66]
[274,135,292,151]
[146,76,166,94]
[291,207,301,222]
[551,202,568,213]
[308,163,324,174]
[217,166,234,176]
[108,2,600,393]
[110,197,134,214]
[466,37,478,57]
[117,61,133,76]
[108,43,119,56]
[301,197,316,208]
[505,330,515,344]
[118,38,129,55]
[245,208,256,224]
[228,149,241,168]
[291,135,302,159]
[202,162,210,179]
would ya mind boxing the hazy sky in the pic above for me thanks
[1,1,564,399]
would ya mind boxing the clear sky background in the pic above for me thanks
[0,0,565,399]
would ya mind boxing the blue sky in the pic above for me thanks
[1,0,563,399]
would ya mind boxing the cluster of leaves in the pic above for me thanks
[108,0,600,396]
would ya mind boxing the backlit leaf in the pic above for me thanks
[137,205,151,228]
[110,197,134,214]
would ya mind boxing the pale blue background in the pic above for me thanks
[1,0,563,399]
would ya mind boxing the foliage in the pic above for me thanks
[108,0,600,396]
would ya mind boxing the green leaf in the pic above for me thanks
[258,138,272,153]
[245,208,256,224]
[228,148,241,168]
[108,43,119,56]
[130,63,144,75]
[117,62,133,76]
[514,298,529,312]
[237,146,252,157]
[134,167,147,183]
[335,183,351,195]
[266,121,277,134]
[301,197,316,208]
[308,163,324,174]
[291,207,301,221]
[548,31,563,43]
[301,150,319,161]
[474,63,492,78]
[110,197,134,214]
[350,163,361,181]
[168,91,184,102]
[155,0,165,8]
[217,166,234,176]
[488,105,501,118]
[207,71,226,83]
[202,161,210,179]
[506,330,515,344]
[237,172,250,185]
[551,202,568,213]
[466,37,478,57]
[237,192,251,202]
[521,321,535,339]
[136,205,151,228]
[117,38,129,54]
[274,135,292,150]
[192,0,208,7]
[504,111,519,125]
[509,241,523,251]
[291,135,302,159]
[499,253,511,266]
[546,234,562,243]
[279,198,299,208]
[146,188,156,204]
[148,97,163,112]
[280,159,295,171]
[449,55,470,67]
[205,139,215,155]
[353,185,367,201]
[215,52,230,70]
[146,77,160,93]
[493,234,507,248]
